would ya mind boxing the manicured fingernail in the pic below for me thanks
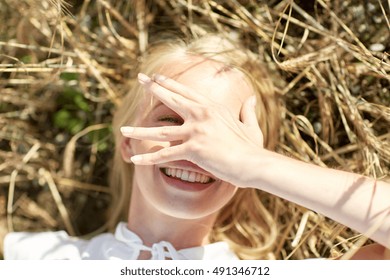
[120,127,134,134]
[131,155,142,163]
[138,73,151,84]
[153,74,168,83]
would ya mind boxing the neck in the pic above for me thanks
[127,180,218,257]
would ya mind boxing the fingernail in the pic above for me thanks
[131,155,142,163]
[120,127,134,134]
[153,74,167,83]
[138,73,151,84]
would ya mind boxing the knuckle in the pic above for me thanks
[188,142,201,154]
[193,124,206,135]
[160,127,171,138]
[148,83,158,92]
[159,148,171,159]
[192,105,209,119]
[171,95,182,106]
[183,89,194,98]
[202,107,213,118]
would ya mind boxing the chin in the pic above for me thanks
[133,164,237,220]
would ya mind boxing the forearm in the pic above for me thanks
[243,149,390,248]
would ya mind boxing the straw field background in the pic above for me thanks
[0,0,389,259]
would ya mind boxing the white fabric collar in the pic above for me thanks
[4,223,238,260]
[113,222,238,260]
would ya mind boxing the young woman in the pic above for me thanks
[3,35,389,260]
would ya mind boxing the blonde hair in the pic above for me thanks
[110,34,281,259]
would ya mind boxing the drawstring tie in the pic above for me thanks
[129,240,182,260]
[114,224,183,260]
[151,241,181,260]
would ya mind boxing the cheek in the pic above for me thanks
[222,184,238,201]
[210,183,238,210]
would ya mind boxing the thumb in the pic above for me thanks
[240,95,258,127]
[240,95,264,147]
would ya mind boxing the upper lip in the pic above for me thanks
[159,160,216,180]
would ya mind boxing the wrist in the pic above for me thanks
[235,146,270,188]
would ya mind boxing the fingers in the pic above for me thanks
[152,74,209,103]
[130,145,187,165]
[138,73,194,118]
[121,125,186,141]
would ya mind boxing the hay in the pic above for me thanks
[0,0,389,259]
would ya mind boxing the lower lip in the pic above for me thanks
[159,169,214,192]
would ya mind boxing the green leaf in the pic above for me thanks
[20,55,32,63]
[63,86,81,99]
[67,118,85,135]
[60,72,79,81]
[53,109,72,129]
[74,94,90,112]
[97,141,108,152]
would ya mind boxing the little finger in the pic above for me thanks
[130,145,189,165]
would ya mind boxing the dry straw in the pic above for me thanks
[0,0,389,259]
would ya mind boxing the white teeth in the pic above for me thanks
[163,168,212,184]
[195,173,201,183]
[182,170,190,181]
[188,172,196,182]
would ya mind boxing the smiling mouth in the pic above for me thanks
[160,168,215,184]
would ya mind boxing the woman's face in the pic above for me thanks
[126,57,254,219]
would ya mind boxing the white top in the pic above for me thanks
[4,222,238,260]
